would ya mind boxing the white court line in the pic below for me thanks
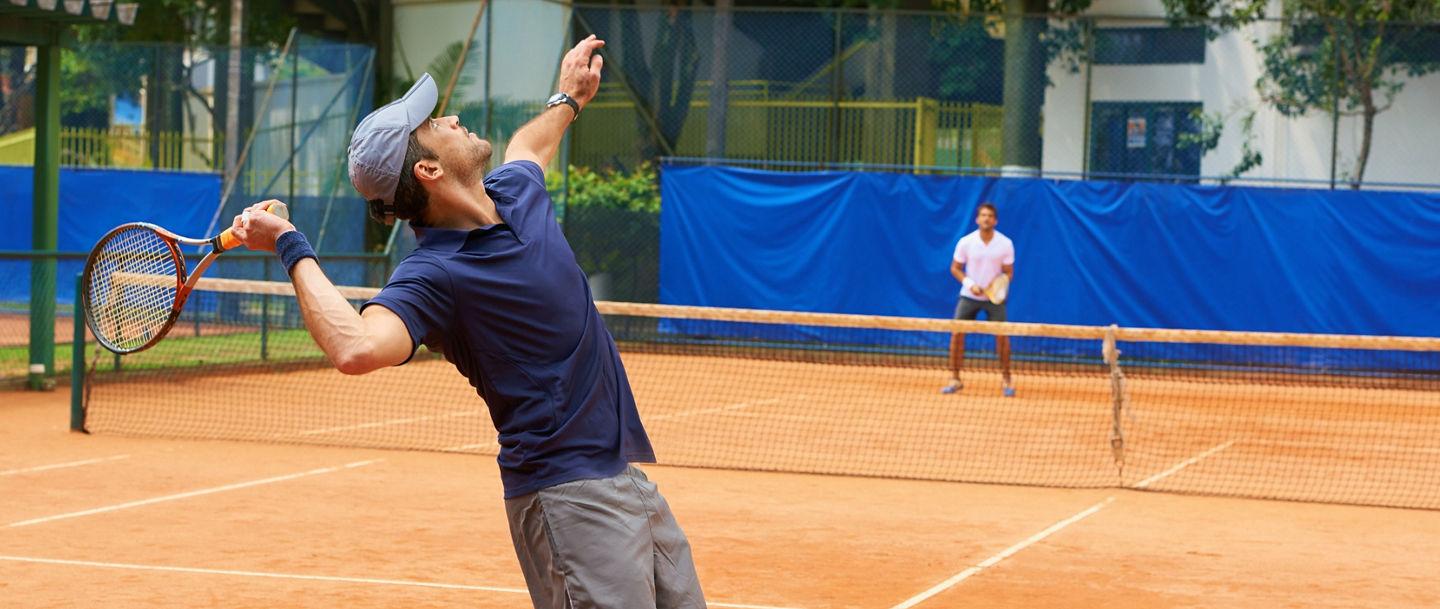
[887,497,1117,609]
[287,411,484,437]
[1133,440,1237,489]
[647,397,790,422]
[7,460,381,528]
[442,442,499,452]
[0,556,804,609]
[0,555,527,593]
[1,455,130,476]
[886,439,1239,608]
[1247,437,1440,456]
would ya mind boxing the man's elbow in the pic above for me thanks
[330,347,386,376]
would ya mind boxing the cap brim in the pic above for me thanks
[400,73,439,131]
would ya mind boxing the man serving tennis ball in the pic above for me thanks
[230,35,706,609]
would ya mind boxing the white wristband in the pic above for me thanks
[961,277,976,290]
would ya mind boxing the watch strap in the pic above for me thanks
[548,92,580,120]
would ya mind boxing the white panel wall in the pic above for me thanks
[393,0,568,107]
[1043,11,1439,186]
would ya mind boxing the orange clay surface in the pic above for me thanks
[86,353,1440,509]
[5,388,1440,609]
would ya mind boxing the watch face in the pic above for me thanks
[548,93,566,105]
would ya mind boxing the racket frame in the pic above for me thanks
[81,223,234,354]
[985,274,1010,305]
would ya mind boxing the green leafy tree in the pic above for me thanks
[1177,105,1264,181]
[1163,0,1440,187]
[546,163,662,303]
[974,0,1091,170]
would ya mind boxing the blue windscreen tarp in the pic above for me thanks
[658,164,1440,373]
[1,165,219,305]
[660,164,1440,337]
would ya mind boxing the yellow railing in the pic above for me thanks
[573,95,1004,171]
[7,96,1002,177]
[58,127,219,171]
[0,123,351,197]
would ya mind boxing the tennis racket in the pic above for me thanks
[984,274,1010,305]
[81,202,289,354]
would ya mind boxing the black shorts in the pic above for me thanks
[953,296,1006,322]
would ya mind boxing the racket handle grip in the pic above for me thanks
[216,202,291,252]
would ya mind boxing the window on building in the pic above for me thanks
[1089,101,1203,181]
[1094,27,1206,65]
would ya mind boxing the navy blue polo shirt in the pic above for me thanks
[363,160,655,498]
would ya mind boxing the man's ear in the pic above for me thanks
[414,158,443,182]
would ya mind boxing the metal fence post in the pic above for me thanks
[71,272,87,432]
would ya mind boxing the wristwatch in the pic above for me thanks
[546,92,580,121]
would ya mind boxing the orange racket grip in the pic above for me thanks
[216,202,291,252]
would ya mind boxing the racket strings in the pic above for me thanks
[87,228,182,352]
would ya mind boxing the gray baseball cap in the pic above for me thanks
[347,73,438,223]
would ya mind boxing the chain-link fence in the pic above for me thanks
[0,33,382,386]
[556,6,1439,187]
[1,34,377,259]
[3,5,1438,381]
[543,6,1439,302]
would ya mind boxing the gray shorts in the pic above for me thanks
[504,465,706,609]
[954,296,1006,322]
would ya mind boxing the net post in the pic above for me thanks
[70,272,87,433]
[1103,324,1126,480]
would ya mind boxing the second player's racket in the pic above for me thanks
[81,202,289,354]
[985,274,1010,305]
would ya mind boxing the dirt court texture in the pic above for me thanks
[6,384,1440,609]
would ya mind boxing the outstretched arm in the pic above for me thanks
[504,35,605,170]
[232,200,413,375]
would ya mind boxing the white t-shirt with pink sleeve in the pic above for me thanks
[952,229,1014,302]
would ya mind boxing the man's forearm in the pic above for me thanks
[288,258,378,374]
[507,105,576,168]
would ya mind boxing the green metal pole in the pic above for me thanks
[71,273,87,432]
[29,34,61,391]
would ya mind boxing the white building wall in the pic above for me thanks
[393,0,568,108]
[1336,72,1440,185]
[1043,1,1440,186]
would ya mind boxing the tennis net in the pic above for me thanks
[79,277,1440,510]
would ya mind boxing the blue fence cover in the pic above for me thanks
[1,166,219,305]
[660,164,1440,336]
[658,164,1440,373]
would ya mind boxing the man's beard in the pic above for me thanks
[457,138,494,187]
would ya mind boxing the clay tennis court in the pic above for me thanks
[0,312,73,347]
[83,346,1440,507]
[7,349,1440,608]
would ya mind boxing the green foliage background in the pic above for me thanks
[548,163,661,303]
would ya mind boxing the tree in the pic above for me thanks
[984,0,1090,170]
[1163,0,1440,187]
[927,0,1093,170]
[1177,104,1264,181]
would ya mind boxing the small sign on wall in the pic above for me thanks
[1127,117,1147,149]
